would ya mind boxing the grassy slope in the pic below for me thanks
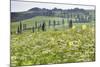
[11,16,95,66]
[11,26,95,66]
[11,16,95,33]
[11,16,68,33]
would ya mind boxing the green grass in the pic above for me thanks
[11,16,95,34]
[11,25,95,66]
[11,16,68,33]
[11,16,95,66]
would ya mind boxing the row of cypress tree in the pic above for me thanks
[17,19,73,34]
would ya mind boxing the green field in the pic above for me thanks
[11,16,94,33]
[11,16,68,33]
[11,16,95,66]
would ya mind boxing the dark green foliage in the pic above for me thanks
[37,22,42,31]
[37,23,40,31]
[19,21,22,33]
[88,16,92,22]
[69,20,73,28]
[53,20,56,28]
[32,26,35,32]
[42,22,46,31]
[16,21,23,34]
[17,26,20,34]
[48,20,51,27]
[62,19,64,25]
[11,8,95,22]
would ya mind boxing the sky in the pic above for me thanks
[11,1,95,12]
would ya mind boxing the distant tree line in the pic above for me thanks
[11,7,95,22]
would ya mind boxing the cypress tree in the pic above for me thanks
[69,20,73,28]
[53,20,56,28]
[39,23,42,31]
[19,21,22,33]
[42,22,46,31]
[32,26,34,32]
[62,19,64,25]
[48,20,51,28]
[37,23,40,31]
[17,26,20,34]
[77,14,80,23]
[23,24,26,30]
